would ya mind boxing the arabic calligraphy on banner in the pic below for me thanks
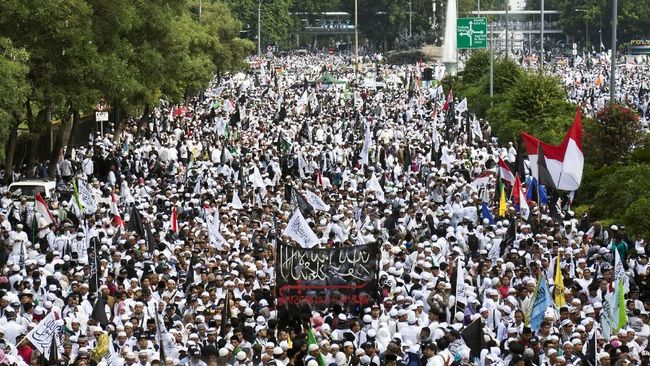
[276,241,379,308]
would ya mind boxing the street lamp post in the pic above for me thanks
[505,0,509,58]
[409,1,413,37]
[575,9,588,51]
[539,0,544,68]
[258,0,263,57]
[610,0,617,103]
[355,0,359,70]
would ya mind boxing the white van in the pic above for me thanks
[7,180,58,201]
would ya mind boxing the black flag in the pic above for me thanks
[549,189,563,223]
[461,318,485,360]
[91,296,109,327]
[184,256,196,293]
[291,187,313,217]
[88,237,100,295]
[128,206,146,237]
[582,330,597,366]
[537,142,557,190]
[220,291,231,337]
[299,121,310,142]
[403,142,412,172]
[43,329,59,366]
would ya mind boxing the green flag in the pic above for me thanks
[306,328,327,366]
[614,279,628,332]
[72,179,85,216]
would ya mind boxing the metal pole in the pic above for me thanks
[490,21,494,105]
[409,1,413,37]
[432,1,436,30]
[258,0,262,57]
[539,0,544,72]
[355,0,359,69]
[478,0,481,16]
[610,0,617,103]
[199,0,202,22]
[505,0,509,58]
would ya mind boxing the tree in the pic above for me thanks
[486,72,574,144]
[589,164,650,236]
[552,0,650,47]
[224,0,293,48]
[0,38,30,173]
[583,103,645,168]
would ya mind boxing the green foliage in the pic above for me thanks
[453,52,571,145]
[0,0,253,165]
[552,0,650,47]
[623,196,650,239]
[224,0,293,48]
[583,103,645,168]
[487,72,574,144]
[0,37,30,161]
[588,164,650,238]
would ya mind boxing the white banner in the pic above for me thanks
[206,213,226,250]
[456,259,468,304]
[304,190,330,212]
[366,173,385,203]
[614,249,629,292]
[283,209,319,248]
[455,97,468,113]
[77,180,97,214]
[26,309,64,360]
[230,191,244,210]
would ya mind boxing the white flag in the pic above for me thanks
[206,213,226,250]
[366,173,385,203]
[471,116,483,140]
[283,209,319,248]
[230,191,244,210]
[601,291,615,339]
[487,239,501,264]
[250,166,267,197]
[304,190,330,212]
[359,122,372,166]
[77,180,97,214]
[455,97,468,113]
[26,309,64,360]
[614,248,629,292]
[455,259,467,304]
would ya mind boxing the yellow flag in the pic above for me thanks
[553,254,566,307]
[498,182,506,217]
[91,333,109,362]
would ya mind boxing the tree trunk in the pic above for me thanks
[64,108,80,151]
[4,118,19,184]
[112,101,125,144]
[48,106,66,179]
[136,104,149,139]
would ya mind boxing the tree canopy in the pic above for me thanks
[0,0,254,173]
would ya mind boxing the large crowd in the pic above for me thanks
[0,51,648,366]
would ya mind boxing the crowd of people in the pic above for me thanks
[0,50,648,366]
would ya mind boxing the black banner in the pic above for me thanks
[276,241,379,308]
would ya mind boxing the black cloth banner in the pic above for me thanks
[291,187,314,217]
[275,241,379,309]
[87,237,100,295]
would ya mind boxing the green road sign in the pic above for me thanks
[457,17,487,49]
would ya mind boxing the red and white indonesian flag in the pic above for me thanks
[511,175,530,219]
[498,157,516,185]
[471,171,493,189]
[35,192,55,226]
[111,193,123,228]
[522,108,584,191]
